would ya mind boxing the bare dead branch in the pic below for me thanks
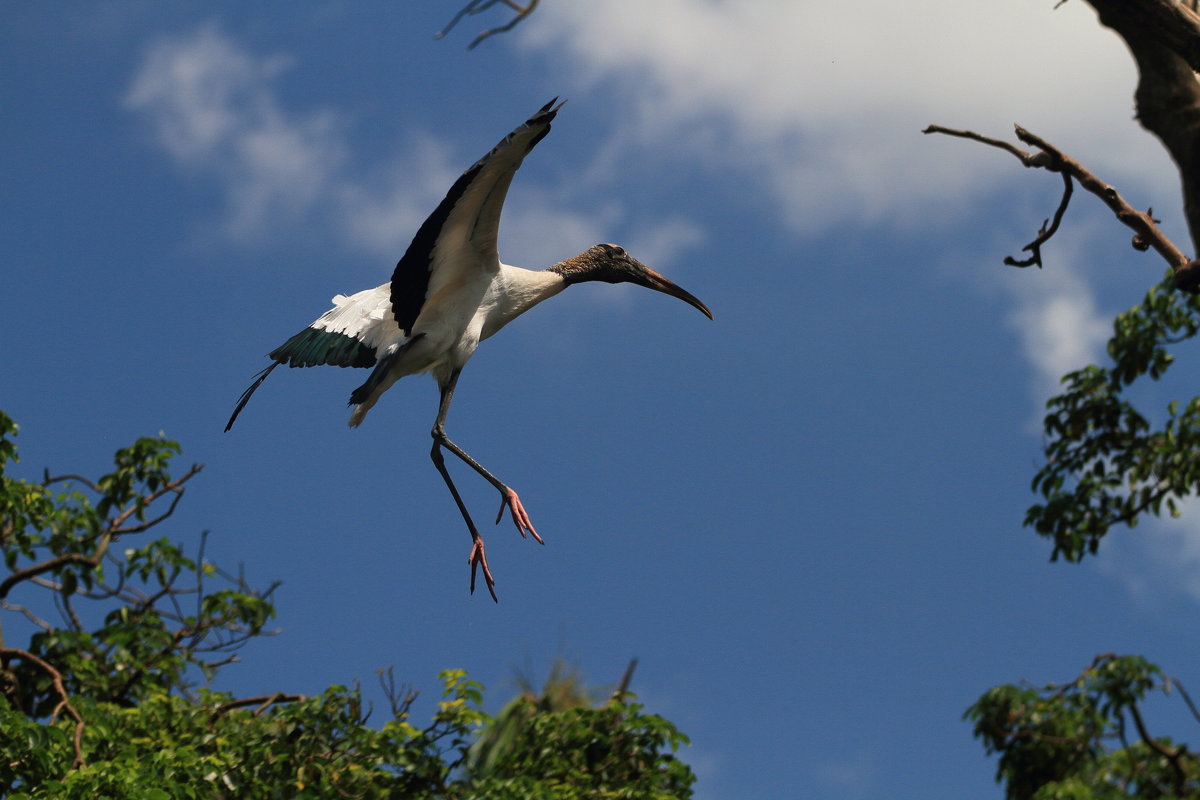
[1015,125,1189,269]
[922,125,1044,166]
[436,0,540,50]
[1006,173,1073,269]
[377,666,419,719]
[0,648,86,768]
[925,123,1190,275]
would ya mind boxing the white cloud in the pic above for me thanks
[513,0,1183,418]
[816,750,878,800]
[624,216,706,274]
[520,0,1180,233]
[1094,504,1200,603]
[123,24,698,274]
[1004,262,1110,406]
[335,138,462,260]
[497,189,622,268]
[124,24,346,240]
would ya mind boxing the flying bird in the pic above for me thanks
[225,99,712,600]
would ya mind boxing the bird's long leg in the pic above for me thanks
[432,369,543,544]
[430,437,498,602]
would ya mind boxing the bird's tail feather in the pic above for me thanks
[347,333,425,427]
[224,362,281,432]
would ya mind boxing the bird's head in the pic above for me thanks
[552,244,713,319]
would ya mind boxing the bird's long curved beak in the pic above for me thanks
[638,266,714,320]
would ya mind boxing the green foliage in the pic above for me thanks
[967,655,1199,799]
[1027,274,1200,561]
[465,659,692,799]
[975,276,1200,797]
[467,658,597,778]
[468,698,693,799]
[0,411,695,798]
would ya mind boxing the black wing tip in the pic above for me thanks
[525,98,566,152]
[534,97,566,123]
[223,361,281,432]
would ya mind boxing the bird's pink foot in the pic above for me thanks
[468,536,498,603]
[496,487,543,544]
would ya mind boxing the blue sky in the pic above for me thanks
[4,2,1199,797]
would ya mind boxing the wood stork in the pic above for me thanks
[225,99,712,600]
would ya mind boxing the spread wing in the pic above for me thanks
[226,100,565,431]
[268,285,398,368]
[389,98,565,335]
[224,285,402,431]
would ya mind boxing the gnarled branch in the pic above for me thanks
[0,647,86,768]
[924,123,1190,275]
[1085,0,1200,255]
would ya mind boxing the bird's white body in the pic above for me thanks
[344,264,566,425]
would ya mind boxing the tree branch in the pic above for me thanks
[0,553,103,601]
[924,123,1190,275]
[43,471,101,493]
[1169,678,1200,725]
[436,0,540,49]
[0,599,53,632]
[1088,0,1200,73]
[0,463,203,600]
[0,648,86,768]
[1127,699,1191,794]
[108,462,202,534]
[610,657,638,703]
[212,691,305,718]
[1085,0,1200,256]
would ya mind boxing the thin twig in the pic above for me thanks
[0,600,53,632]
[377,666,419,719]
[1172,678,1200,725]
[109,463,202,533]
[58,586,84,632]
[923,124,1046,165]
[1005,172,1073,268]
[43,471,102,493]
[435,0,540,49]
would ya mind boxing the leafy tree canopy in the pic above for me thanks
[967,654,1199,799]
[0,410,694,799]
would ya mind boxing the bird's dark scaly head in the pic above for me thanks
[552,244,713,319]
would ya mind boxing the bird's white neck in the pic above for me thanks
[480,264,568,341]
